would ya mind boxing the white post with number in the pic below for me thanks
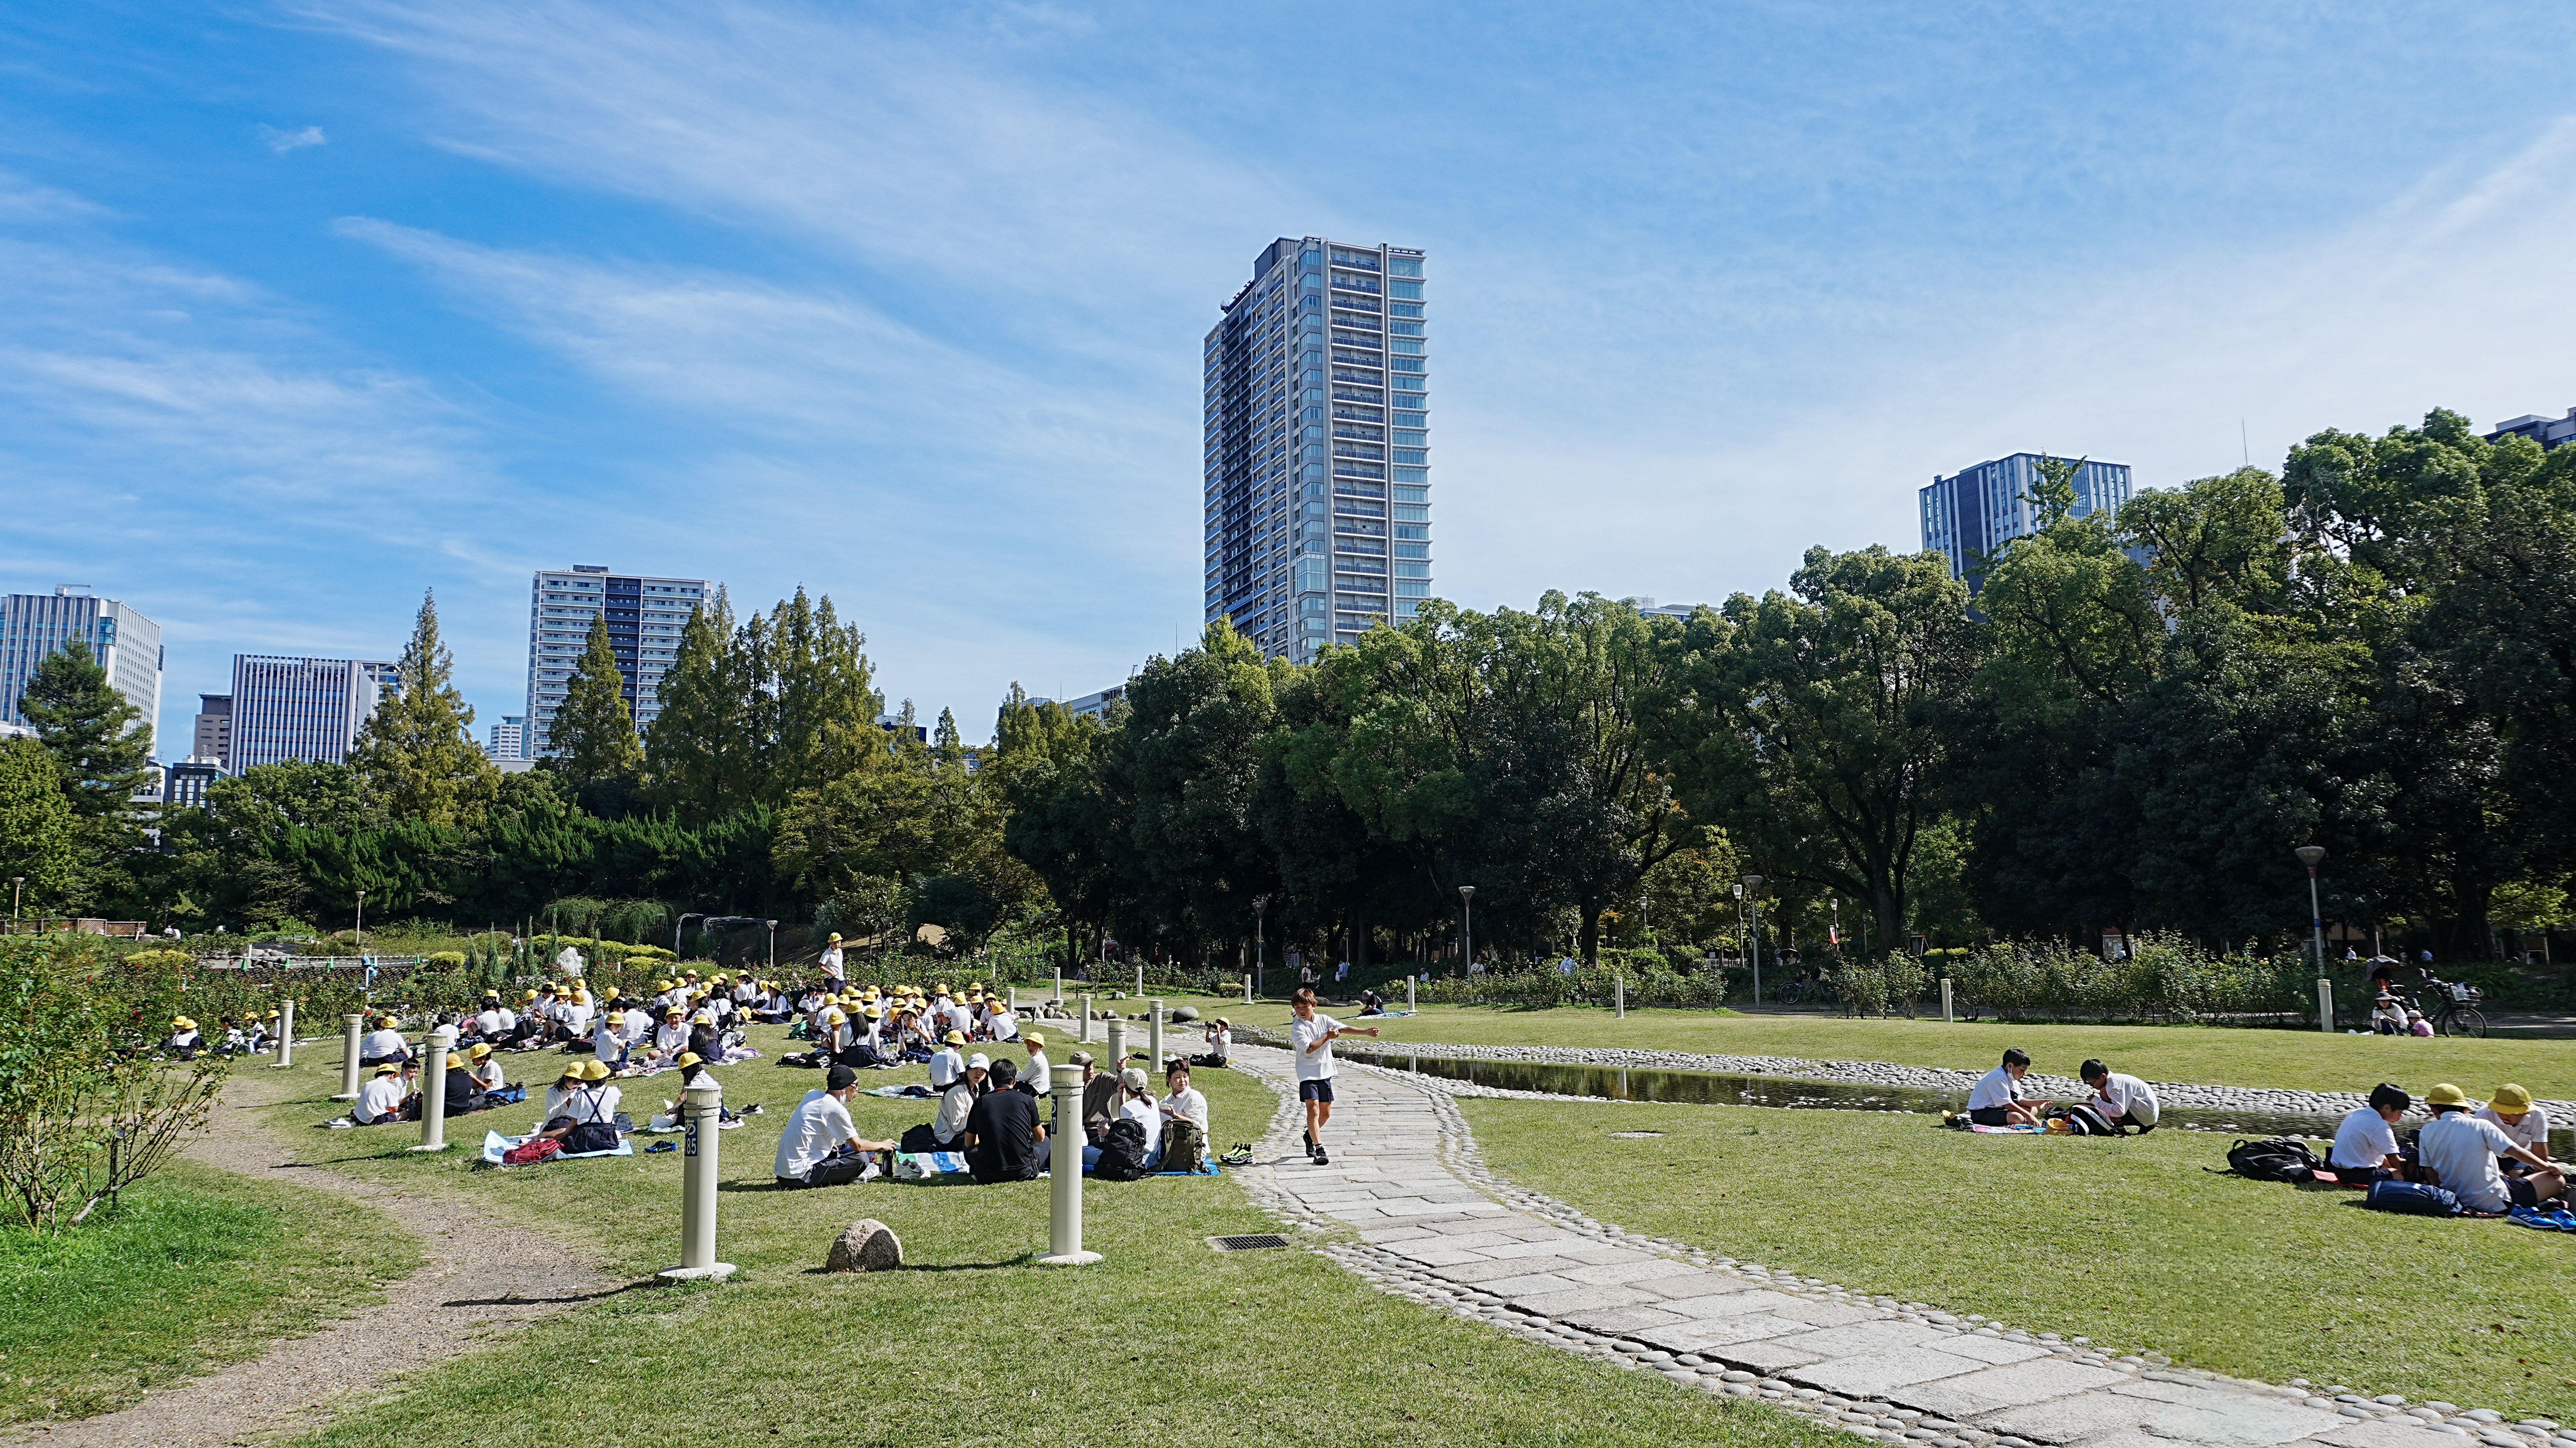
[659,1079,736,1282]
[275,998,295,1067]
[335,1013,364,1099]
[412,1025,457,1152]
[1035,1064,1101,1266]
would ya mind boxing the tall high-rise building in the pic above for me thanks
[228,656,399,771]
[1204,237,1431,663]
[525,566,708,753]
[487,714,525,762]
[0,587,163,742]
[193,693,232,769]
[1919,453,2132,592]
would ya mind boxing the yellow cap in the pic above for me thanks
[1023,1033,1045,1047]
[445,1052,465,1069]
[469,1043,493,1059]
[374,1062,400,1076]
[829,932,843,942]
[2490,1083,2534,1113]
[944,1029,966,1045]
[524,990,539,1002]
[580,1059,611,1082]
[560,1062,585,1081]
[863,1007,882,1019]
[677,1051,703,1068]
[2426,1082,2470,1108]
[825,1009,846,1023]
[657,979,674,990]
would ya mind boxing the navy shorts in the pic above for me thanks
[1967,1106,2012,1127]
[1299,1079,1335,1103]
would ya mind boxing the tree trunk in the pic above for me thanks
[1579,899,1603,966]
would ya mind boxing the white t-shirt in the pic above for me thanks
[1290,1013,1346,1081]
[355,1074,405,1123]
[1966,1065,2021,1112]
[1121,1095,1163,1161]
[929,1047,964,1089]
[775,1089,855,1178]
[2475,1104,2550,1154]
[2418,1111,2518,1213]
[359,1028,407,1059]
[1205,1027,1231,1059]
[473,1058,507,1091]
[1024,1051,1051,1094]
[1162,1085,1209,1134]
[475,1007,508,1036]
[933,1081,977,1145]
[557,1084,621,1125]
[988,1010,1020,1042]
[2091,1073,2160,1126]
[593,1024,624,1059]
[2330,1105,2400,1169]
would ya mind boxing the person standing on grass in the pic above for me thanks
[1965,1047,2046,1127]
[1290,986,1377,1166]
[819,932,846,987]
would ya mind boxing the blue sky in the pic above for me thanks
[6,2,2575,753]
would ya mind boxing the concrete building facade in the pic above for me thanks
[0,588,163,743]
[525,566,708,754]
[228,655,399,771]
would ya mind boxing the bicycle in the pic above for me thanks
[2421,975,2487,1038]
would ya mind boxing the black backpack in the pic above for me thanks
[2048,1104,2122,1136]
[2217,1137,2322,1182]
[1093,1118,1150,1181]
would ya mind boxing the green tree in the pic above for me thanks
[647,587,766,823]
[547,613,646,790]
[0,738,77,910]
[765,588,880,797]
[349,590,498,829]
[17,639,150,822]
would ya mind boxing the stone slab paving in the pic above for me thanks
[1227,1045,2567,1448]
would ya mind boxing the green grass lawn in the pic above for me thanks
[0,1158,419,1424]
[1155,997,2576,1101]
[233,1022,1833,1448]
[1464,1096,2576,1420]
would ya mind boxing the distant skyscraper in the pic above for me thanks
[0,588,163,742]
[164,757,220,808]
[228,656,399,771]
[487,714,525,762]
[193,693,232,770]
[1920,453,2133,592]
[2485,408,2576,450]
[525,566,708,754]
[1204,237,1431,663]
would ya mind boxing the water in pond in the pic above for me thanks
[1344,1049,2576,1153]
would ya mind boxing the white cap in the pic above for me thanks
[966,1052,991,1069]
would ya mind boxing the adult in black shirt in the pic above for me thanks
[962,1058,1048,1182]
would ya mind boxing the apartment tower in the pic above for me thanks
[524,566,707,755]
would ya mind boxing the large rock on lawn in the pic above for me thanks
[826,1218,904,1272]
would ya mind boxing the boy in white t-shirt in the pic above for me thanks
[1964,1048,2045,1128]
[2417,1082,2563,1214]
[1289,987,1377,1166]
[2475,1083,2552,1166]
[2328,1083,2411,1185]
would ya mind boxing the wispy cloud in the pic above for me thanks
[257,123,329,153]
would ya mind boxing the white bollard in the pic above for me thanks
[1615,977,1625,1019]
[2317,978,2334,1033]
[1134,963,1144,998]
[275,998,295,1067]
[1079,995,1093,1043]
[412,1025,458,1152]
[1148,998,1163,1073]
[1407,976,1416,1014]
[1244,974,1253,1005]
[1107,1019,1127,1073]
[1941,978,1954,1024]
[1035,1063,1101,1266]
[1053,967,1063,1006]
[659,1079,736,1282]
[334,1013,364,1100]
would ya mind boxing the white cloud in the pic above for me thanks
[258,124,329,153]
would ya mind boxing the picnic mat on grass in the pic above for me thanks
[1970,1124,2043,1134]
[481,1129,634,1164]
[867,1085,941,1098]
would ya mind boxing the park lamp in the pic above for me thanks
[2295,846,2326,871]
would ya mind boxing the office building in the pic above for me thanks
[1204,237,1431,664]
[0,587,163,741]
[2486,408,2576,450]
[193,694,232,770]
[228,656,399,771]
[164,757,221,809]
[486,715,525,762]
[1626,598,1707,620]
[1919,453,2133,591]
[525,566,708,753]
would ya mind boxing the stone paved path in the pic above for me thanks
[1229,1044,2548,1448]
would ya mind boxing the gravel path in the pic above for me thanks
[24,1068,621,1448]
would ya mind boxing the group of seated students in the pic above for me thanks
[163,1012,283,1059]
[793,979,1026,1065]
[771,1044,1213,1189]
[1964,1048,2161,1131]
[2331,1082,2565,1215]
[348,1041,515,1124]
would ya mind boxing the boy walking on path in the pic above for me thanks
[1290,987,1378,1166]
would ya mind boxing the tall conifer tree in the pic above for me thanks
[549,613,646,788]
[350,589,497,827]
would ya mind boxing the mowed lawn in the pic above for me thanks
[1464,1096,2576,1421]
[1163,997,2576,1101]
[0,1158,419,1424]
[238,1020,1834,1448]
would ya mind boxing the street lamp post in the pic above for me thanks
[1742,875,1765,1005]
[2297,846,2329,1028]
[1253,896,1268,999]
[765,920,778,974]
[9,876,21,923]
[354,889,366,954]
[1458,886,1476,976]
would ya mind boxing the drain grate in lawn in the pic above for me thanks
[1207,1233,1293,1252]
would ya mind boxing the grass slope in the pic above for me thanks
[237,1023,1831,1448]
[1155,999,2576,1101]
[0,1159,419,1424]
[1464,1096,2576,1420]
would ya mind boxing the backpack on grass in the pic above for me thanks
[1092,1118,1150,1181]
[2047,1104,2122,1136]
[2215,1137,2323,1182]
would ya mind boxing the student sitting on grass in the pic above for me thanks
[2477,1084,2552,1175]
[1020,1033,1051,1097]
[1194,1018,1231,1068]
[166,1016,202,1059]
[1160,1061,1209,1171]
[354,1062,406,1124]
[439,1051,486,1117]
[774,1066,896,1188]
[931,1054,991,1148]
[962,1058,1048,1182]
[1118,1066,1164,1169]
[2078,1060,2160,1133]
[929,1031,968,1091]
[2368,994,2408,1035]
[1966,1048,2047,1127]
[2329,1084,2413,1185]
[469,1043,509,1099]
[358,1016,410,1068]
[2418,1082,2566,1214]
[594,1011,631,1070]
